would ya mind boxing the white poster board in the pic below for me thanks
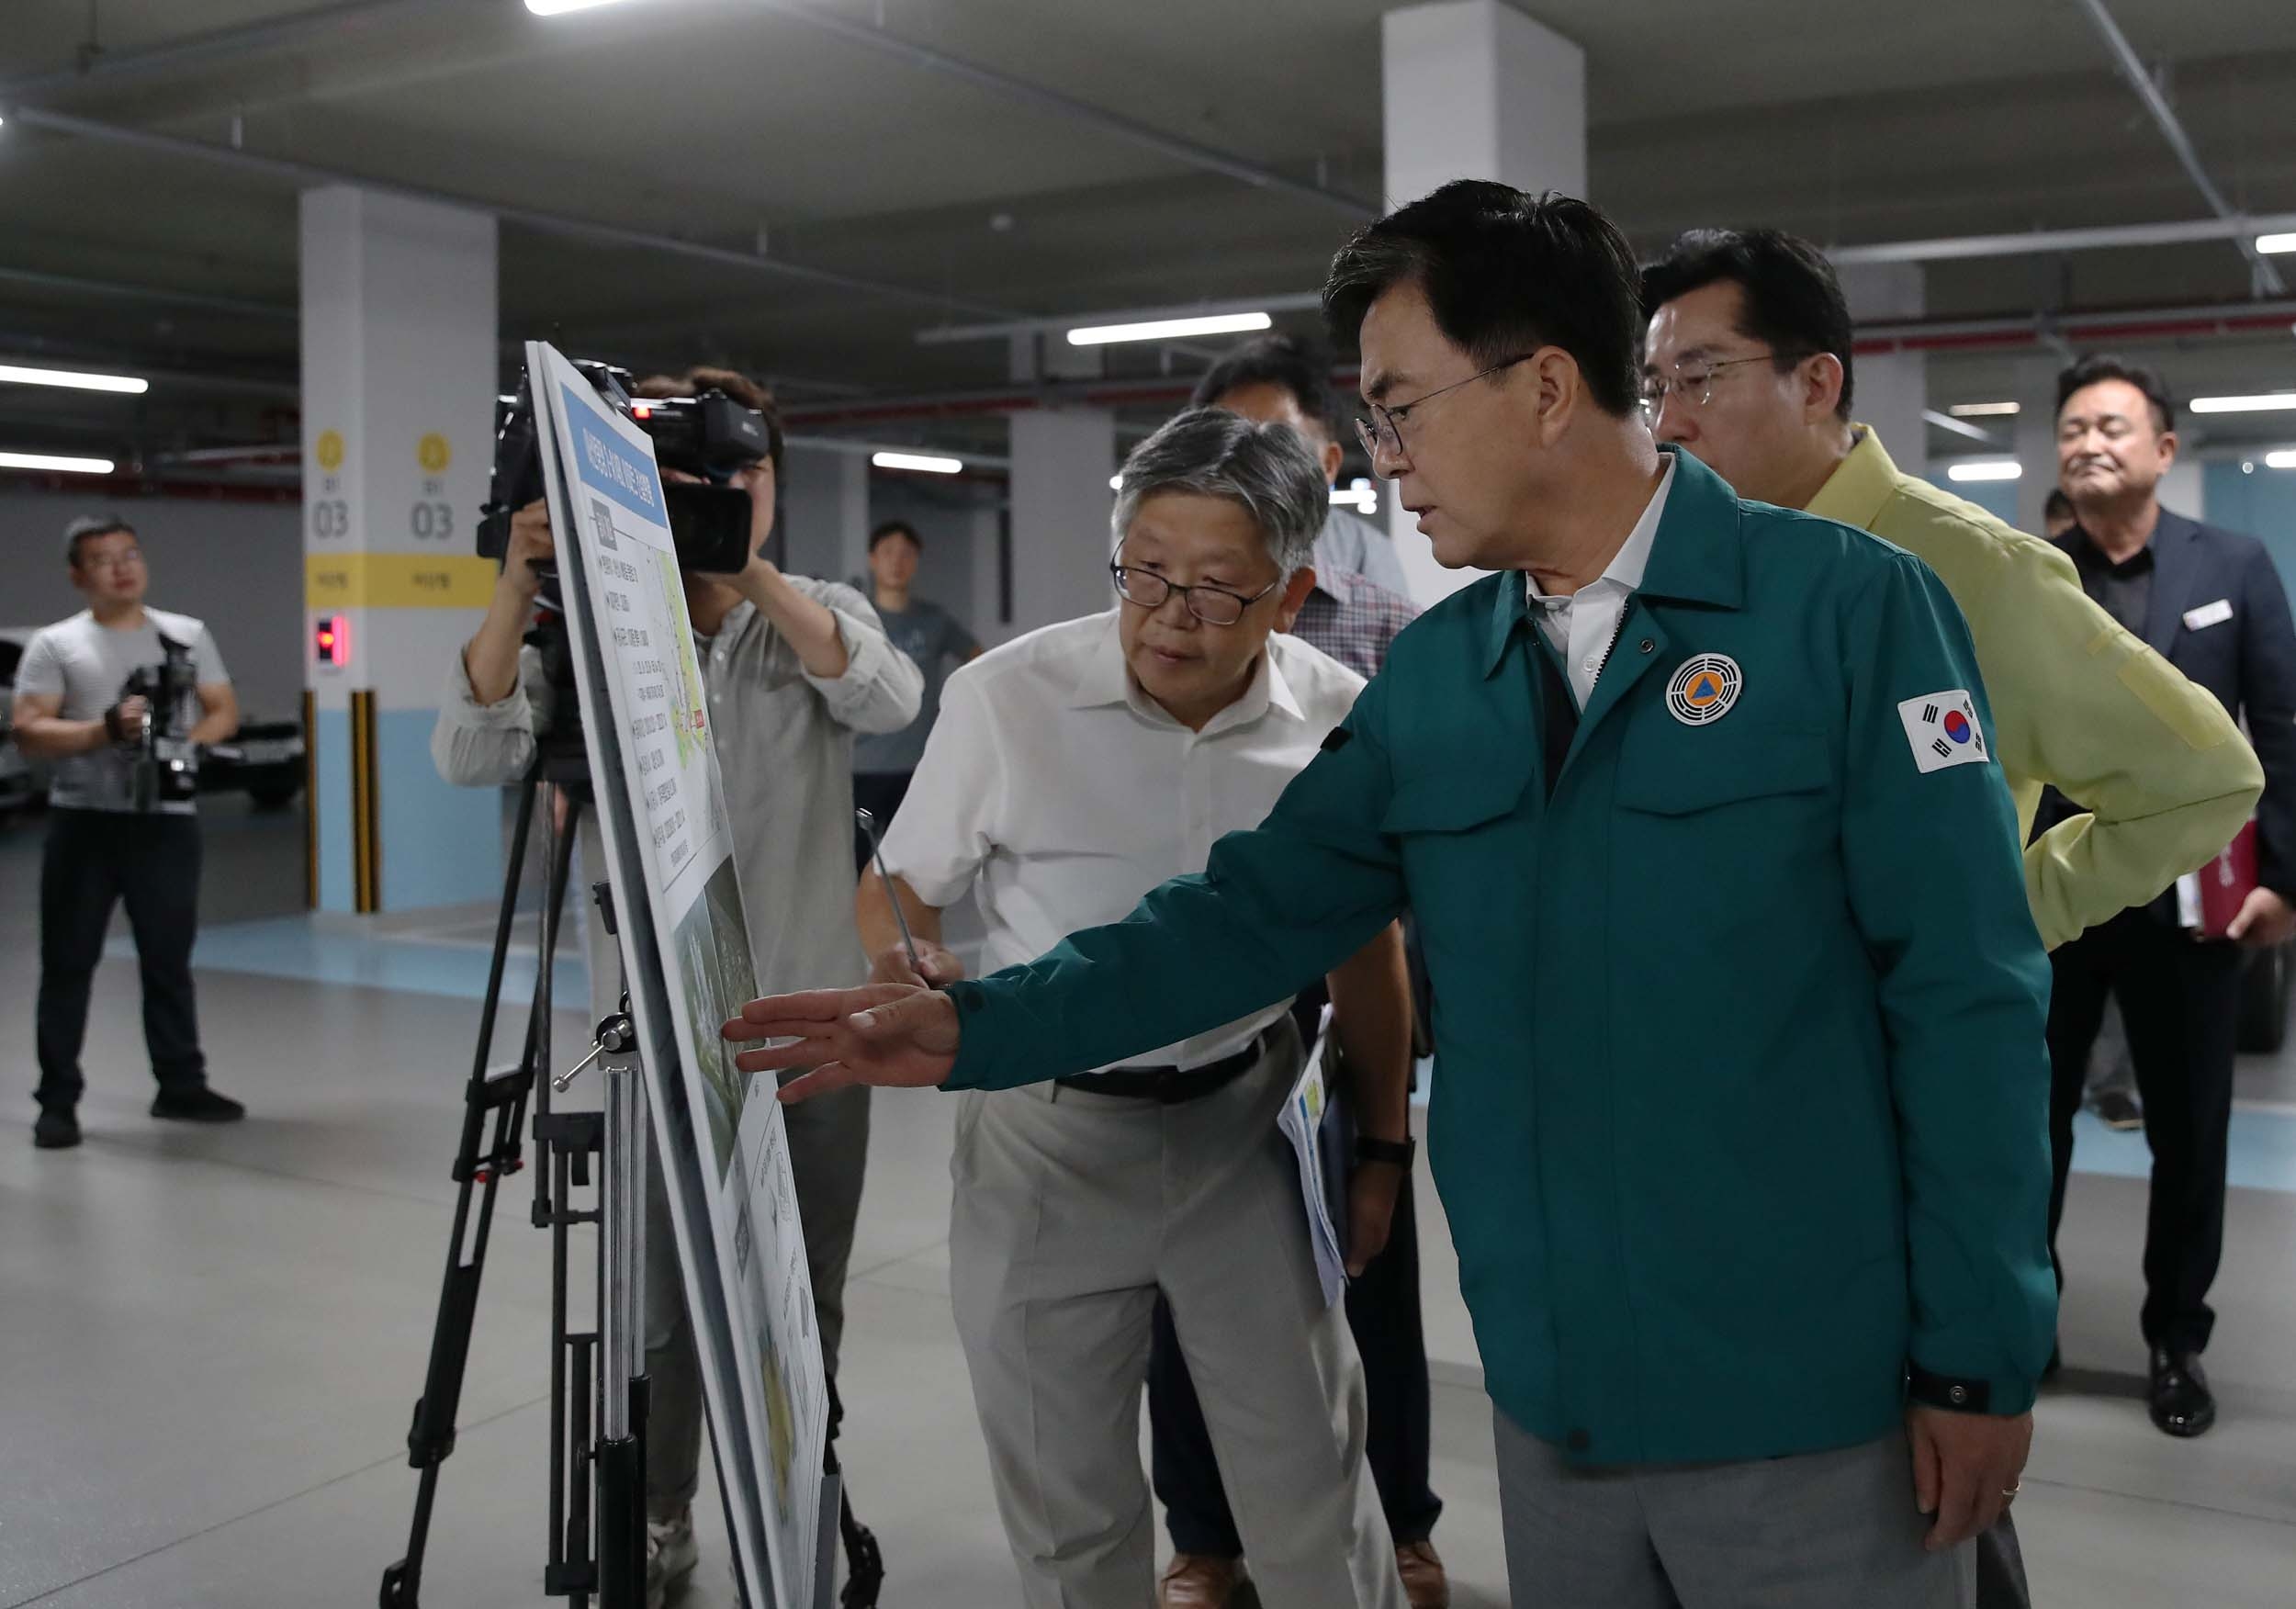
[529,343,827,1609]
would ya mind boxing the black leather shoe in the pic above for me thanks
[151,1086,246,1123]
[2149,1345,2216,1437]
[34,1108,82,1149]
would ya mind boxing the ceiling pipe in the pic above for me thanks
[2,106,1025,321]
[0,264,295,321]
[0,0,454,102]
[797,299,2296,429]
[1853,298,2296,354]
[2070,0,2285,295]
[1923,410,1999,444]
[921,215,2296,350]
[747,0,1373,219]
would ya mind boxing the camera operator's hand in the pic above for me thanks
[499,501,555,604]
[105,695,151,744]
[868,939,965,989]
[463,501,555,707]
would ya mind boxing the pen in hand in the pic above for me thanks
[855,807,930,985]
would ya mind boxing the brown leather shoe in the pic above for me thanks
[1397,1539,1450,1609]
[1158,1553,1244,1608]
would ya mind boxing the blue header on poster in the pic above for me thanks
[562,384,663,520]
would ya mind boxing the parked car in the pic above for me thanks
[201,718,306,808]
[0,638,34,816]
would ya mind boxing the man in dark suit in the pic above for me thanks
[2044,354,2296,1438]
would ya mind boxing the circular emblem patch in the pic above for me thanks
[1666,654,1742,726]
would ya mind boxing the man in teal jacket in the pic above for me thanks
[728,184,2056,1609]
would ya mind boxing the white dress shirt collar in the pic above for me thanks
[1525,458,1676,707]
[1525,456,1674,612]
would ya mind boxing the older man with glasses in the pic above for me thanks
[836,406,1413,1609]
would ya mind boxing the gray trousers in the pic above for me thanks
[1493,1408,1975,1609]
[642,1079,872,1516]
[949,1024,1405,1609]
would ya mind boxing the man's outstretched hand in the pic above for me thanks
[722,985,962,1103]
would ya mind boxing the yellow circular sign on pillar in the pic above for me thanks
[315,430,345,473]
[417,433,451,474]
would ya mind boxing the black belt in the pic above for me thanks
[1055,1028,1272,1104]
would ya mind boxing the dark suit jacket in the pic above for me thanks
[2050,511,2296,908]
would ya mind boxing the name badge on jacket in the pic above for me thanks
[2183,598,2234,632]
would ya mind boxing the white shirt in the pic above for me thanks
[16,608,229,814]
[882,608,1367,1073]
[1525,457,1674,707]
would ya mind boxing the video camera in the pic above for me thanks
[475,358,762,602]
[121,634,201,812]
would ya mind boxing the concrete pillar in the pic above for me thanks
[1008,409,1116,633]
[2010,357,2064,534]
[299,186,499,913]
[972,499,1008,647]
[1838,264,1927,485]
[779,444,870,587]
[1379,1,1585,604]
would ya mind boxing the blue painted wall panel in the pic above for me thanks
[376,708,502,910]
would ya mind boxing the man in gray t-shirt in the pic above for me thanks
[851,519,982,871]
[12,514,246,1149]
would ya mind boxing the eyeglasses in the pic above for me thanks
[1109,559,1280,626]
[1355,354,1536,478]
[1639,352,1807,420]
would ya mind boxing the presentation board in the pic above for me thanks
[529,341,827,1609]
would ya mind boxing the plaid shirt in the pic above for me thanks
[1289,565,1422,679]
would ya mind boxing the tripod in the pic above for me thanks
[381,748,647,1608]
[379,747,886,1608]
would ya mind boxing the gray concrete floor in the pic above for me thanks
[2,799,2293,1607]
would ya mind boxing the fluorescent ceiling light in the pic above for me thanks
[1109,473,1122,489]
[2258,232,2296,255]
[525,0,633,14]
[1945,459,2022,483]
[1067,311,1273,347]
[0,450,115,474]
[2267,449,2296,470]
[1332,478,1379,515]
[2191,393,2296,414]
[0,362,149,395]
[1948,401,2020,417]
[871,451,962,475]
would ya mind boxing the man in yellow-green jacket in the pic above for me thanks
[1641,230,2260,955]
[1640,227,2263,1609]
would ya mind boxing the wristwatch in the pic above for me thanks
[1355,1134,1416,1170]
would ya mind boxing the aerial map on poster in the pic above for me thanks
[530,342,827,1608]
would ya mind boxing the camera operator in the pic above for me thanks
[15,514,245,1151]
[430,366,922,1606]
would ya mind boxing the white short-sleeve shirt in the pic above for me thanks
[880,607,1367,1073]
[16,607,229,813]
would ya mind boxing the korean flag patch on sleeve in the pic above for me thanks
[1896,690,1991,773]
